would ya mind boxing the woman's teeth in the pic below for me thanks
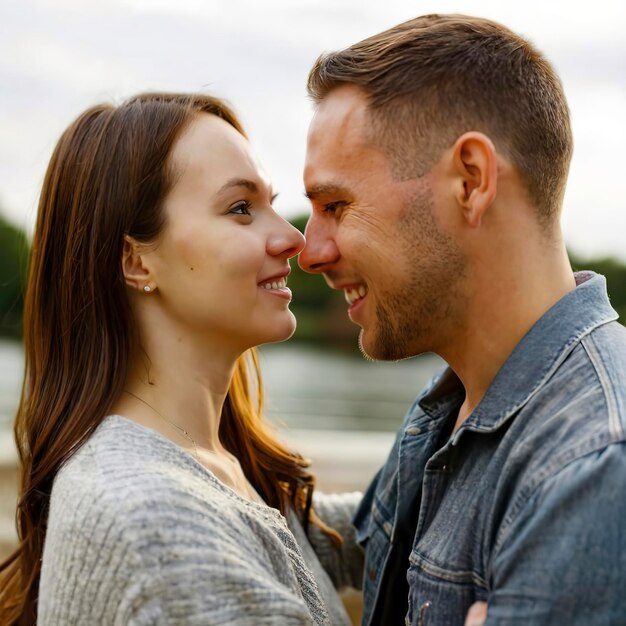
[344,285,367,304]
[261,277,287,290]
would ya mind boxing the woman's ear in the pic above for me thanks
[122,236,155,293]
[451,132,498,228]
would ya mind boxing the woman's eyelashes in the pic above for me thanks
[228,200,252,216]
[228,193,279,217]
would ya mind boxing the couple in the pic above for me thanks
[2,14,626,626]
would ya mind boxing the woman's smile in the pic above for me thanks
[258,271,292,300]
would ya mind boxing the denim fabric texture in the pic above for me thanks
[354,272,626,626]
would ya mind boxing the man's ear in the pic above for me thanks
[451,132,498,228]
[122,236,155,293]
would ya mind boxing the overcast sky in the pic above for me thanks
[1,0,625,260]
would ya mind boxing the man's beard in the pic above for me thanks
[360,181,466,361]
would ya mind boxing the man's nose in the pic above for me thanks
[298,215,340,274]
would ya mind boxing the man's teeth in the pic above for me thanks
[344,285,367,304]
[261,277,287,290]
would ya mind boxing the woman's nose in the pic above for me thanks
[267,217,305,259]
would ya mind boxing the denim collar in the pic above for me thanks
[418,272,618,434]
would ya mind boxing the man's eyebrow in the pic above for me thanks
[215,178,260,196]
[304,183,350,201]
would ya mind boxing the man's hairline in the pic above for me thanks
[313,85,445,186]
[312,87,562,230]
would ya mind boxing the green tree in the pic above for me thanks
[0,213,30,338]
[570,253,626,324]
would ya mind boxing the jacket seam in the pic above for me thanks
[492,439,622,558]
[408,550,488,588]
[581,333,624,439]
[463,315,616,436]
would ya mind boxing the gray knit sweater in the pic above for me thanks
[38,415,361,625]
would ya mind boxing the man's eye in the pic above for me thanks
[229,201,251,216]
[323,201,347,214]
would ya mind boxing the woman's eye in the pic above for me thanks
[229,201,252,216]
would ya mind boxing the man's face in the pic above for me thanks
[299,86,466,360]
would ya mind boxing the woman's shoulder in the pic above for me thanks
[48,415,280,543]
[49,416,226,533]
[39,417,324,625]
[55,415,189,490]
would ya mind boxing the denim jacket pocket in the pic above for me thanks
[406,550,487,626]
[358,497,395,622]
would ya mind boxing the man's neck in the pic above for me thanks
[446,244,575,433]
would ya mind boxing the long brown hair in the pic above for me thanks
[308,14,573,225]
[0,92,336,625]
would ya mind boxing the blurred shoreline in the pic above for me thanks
[0,339,429,561]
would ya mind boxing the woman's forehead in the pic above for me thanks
[171,114,261,187]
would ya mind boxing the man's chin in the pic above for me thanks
[357,328,394,362]
[358,328,419,362]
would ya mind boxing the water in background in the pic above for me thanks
[259,343,442,431]
[0,340,23,433]
[0,339,443,491]
[0,340,442,432]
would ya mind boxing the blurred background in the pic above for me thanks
[1,0,625,597]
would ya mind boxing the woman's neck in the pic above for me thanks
[112,326,241,456]
[111,353,261,502]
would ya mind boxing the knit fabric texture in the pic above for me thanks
[38,415,344,625]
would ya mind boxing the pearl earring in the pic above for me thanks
[143,285,152,293]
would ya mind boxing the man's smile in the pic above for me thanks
[344,284,367,305]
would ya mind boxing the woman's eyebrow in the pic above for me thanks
[215,178,259,197]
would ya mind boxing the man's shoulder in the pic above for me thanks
[530,318,626,441]
[580,319,626,416]
[500,320,626,507]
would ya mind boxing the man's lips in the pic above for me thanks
[329,282,369,305]
[343,284,367,305]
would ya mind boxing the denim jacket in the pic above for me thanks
[353,272,626,626]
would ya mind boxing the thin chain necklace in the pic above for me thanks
[123,390,200,461]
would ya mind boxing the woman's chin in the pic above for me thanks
[256,312,297,346]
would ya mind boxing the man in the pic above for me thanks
[300,14,626,626]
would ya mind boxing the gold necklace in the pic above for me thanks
[123,390,200,461]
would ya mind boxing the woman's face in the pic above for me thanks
[145,113,305,352]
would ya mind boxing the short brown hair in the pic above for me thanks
[308,14,573,224]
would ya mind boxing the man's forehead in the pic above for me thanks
[309,85,369,147]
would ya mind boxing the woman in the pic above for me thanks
[0,93,361,625]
